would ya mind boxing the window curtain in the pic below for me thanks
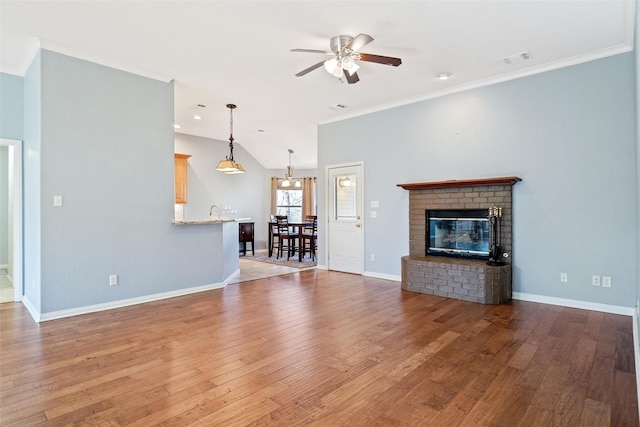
[302,177,317,218]
[271,176,316,218]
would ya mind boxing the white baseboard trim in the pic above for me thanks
[224,269,240,285]
[22,294,40,322]
[0,264,8,269]
[512,292,635,316]
[316,264,328,270]
[37,280,230,323]
[363,271,401,282]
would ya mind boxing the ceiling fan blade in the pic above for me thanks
[358,53,402,67]
[295,61,325,77]
[291,49,330,54]
[345,33,374,52]
[343,69,360,84]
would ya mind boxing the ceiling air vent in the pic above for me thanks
[329,104,348,111]
[502,51,532,65]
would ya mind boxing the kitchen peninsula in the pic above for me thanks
[171,218,239,286]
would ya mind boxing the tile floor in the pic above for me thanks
[229,258,312,284]
[0,269,14,303]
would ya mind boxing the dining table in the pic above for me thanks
[268,221,314,262]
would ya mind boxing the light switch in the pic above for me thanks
[53,195,63,207]
[371,211,377,218]
[371,201,379,208]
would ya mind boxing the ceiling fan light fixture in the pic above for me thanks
[292,33,402,84]
[324,58,338,73]
[341,55,355,70]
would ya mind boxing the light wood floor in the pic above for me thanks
[0,269,13,304]
[1,270,637,426]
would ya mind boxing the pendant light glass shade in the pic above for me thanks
[216,104,246,174]
[282,149,299,186]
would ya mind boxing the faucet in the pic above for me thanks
[209,204,221,218]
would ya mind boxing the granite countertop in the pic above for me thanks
[172,218,237,225]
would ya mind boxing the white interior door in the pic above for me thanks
[327,163,363,274]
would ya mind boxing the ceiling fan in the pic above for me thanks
[291,33,402,84]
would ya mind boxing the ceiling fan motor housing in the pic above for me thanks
[330,35,354,53]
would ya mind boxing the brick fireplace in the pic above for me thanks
[397,177,521,304]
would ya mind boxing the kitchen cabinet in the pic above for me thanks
[239,222,255,256]
[174,153,192,204]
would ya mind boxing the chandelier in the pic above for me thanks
[215,103,245,174]
[282,149,301,188]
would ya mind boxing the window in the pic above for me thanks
[276,188,303,222]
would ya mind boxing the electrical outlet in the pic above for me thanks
[560,273,568,283]
[370,254,375,261]
[592,275,600,287]
[109,275,118,286]
[602,276,611,288]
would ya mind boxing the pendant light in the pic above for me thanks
[282,149,301,188]
[216,103,246,174]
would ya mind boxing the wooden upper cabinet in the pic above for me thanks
[174,153,192,204]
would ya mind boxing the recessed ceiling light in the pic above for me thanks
[173,124,181,129]
[436,72,452,80]
[193,115,202,120]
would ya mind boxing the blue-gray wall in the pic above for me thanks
[24,50,237,315]
[23,52,42,311]
[0,73,24,140]
[318,52,637,308]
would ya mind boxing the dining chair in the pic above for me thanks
[273,215,295,259]
[301,215,318,261]
[269,215,281,257]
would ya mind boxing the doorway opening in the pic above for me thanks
[0,138,23,303]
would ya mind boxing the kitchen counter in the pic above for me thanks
[172,217,236,225]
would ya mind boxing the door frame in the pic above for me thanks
[325,161,364,274]
[1,138,23,302]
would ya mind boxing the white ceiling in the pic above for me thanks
[1,1,634,169]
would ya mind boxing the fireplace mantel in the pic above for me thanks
[397,176,522,191]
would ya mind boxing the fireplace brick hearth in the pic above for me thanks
[397,177,521,305]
